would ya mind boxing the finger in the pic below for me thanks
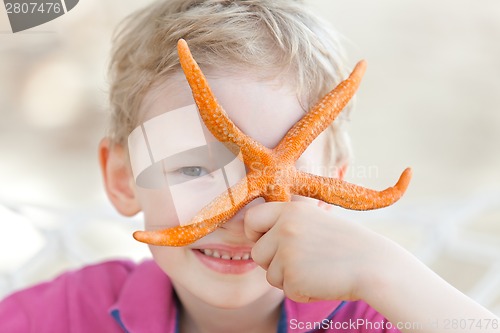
[251,227,278,270]
[282,278,313,303]
[265,253,284,289]
[243,202,286,242]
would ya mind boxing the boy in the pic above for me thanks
[1,1,497,332]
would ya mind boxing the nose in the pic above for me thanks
[220,197,266,236]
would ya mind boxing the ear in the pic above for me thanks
[98,138,141,216]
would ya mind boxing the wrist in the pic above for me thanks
[356,233,416,306]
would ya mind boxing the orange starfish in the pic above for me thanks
[133,39,412,247]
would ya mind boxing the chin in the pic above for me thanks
[181,266,277,308]
[182,279,283,311]
[151,245,280,308]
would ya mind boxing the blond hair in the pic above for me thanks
[108,0,353,169]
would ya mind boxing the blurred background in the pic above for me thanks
[1,0,499,315]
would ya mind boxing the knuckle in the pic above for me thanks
[250,245,266,268]
[266,270,283,289]
[282,201,309,216]
[277,212,305,239]
[283,278,311,303]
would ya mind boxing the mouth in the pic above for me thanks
[193,246,257,274]
[198,248,252,261]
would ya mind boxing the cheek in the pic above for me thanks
[295,137,330,176]
[295,153,334,178]
[136,180,234,229]
[149,246,190,278]
[136,187,180,229]
[295,132,343,178]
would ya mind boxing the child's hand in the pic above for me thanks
[244,201,391,303]
[245,201,500,333]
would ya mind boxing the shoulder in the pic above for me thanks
[0,260,137,333]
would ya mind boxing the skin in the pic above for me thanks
[99,70,336,333]
[133,40,412,247]
[99,67,498,333]
[246,202,500,333]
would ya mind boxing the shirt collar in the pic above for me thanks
[109,260,344,333]
[109,260,178,333]
[283,298,345,333]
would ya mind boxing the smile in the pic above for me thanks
[193,246,257,274]
[199,249,252,261]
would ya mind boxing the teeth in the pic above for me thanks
[200,249,251,260]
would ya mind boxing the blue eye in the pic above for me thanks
[179,166,208,177]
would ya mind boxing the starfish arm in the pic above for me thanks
[133,176,261,246]
[177,39,269,161]
[275,60,367,161]
[292,168,412,210]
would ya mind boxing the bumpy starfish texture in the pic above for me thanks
[133,39,412,247]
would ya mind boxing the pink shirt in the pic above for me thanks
[0,260,400,332]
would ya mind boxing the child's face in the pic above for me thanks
[132,70,334,308]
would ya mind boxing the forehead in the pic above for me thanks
[140,70,307,149]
